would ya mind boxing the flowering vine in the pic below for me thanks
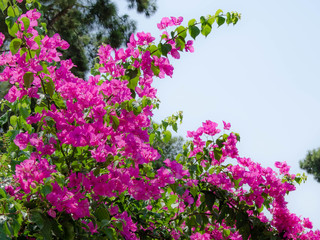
[0,0,317,239]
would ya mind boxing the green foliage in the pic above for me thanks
[300,147,320,182]
[9,38,21,54]
[23,72,34,89]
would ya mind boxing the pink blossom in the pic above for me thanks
[202,120,221,136]
[164,159,189,179]
[47,209,56,218]
[14,132,30,150]
[303,217,313,229]
[223,120,231,130]
[157,16,183,30]
[275,161,291,175]
[185,40,194,53]
[0,32,4,47]
[82,220,98,234]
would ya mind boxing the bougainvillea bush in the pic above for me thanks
[0,0,318,239]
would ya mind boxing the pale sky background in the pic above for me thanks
[118,0,320,228]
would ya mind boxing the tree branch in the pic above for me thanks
[47,4,75,30]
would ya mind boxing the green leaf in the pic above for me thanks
[19,103,30,120]
[235,133,240,141]
[176,26,187,39]
[7,6,20,17]
[126,68,138,79]
[62,221,74,240]
[34,35,41,47]
[0,0,8,12]
[0,112,9,126]
[172,123,178,132]
[201,24,212,37]
[216,16,226,27]
[176,186,186,196]
[46,78,55,97]
[159,43,172,57]
[175,36,185,50]
[215,9,223,17]
[104,228,117,240]
[223,229,231,237]
[149,133,155,144]
[50,218,63,239]
[169,182,178,193]
[166,194,178,208]
[188,18,196,27]
[233,16,239,25]
[94,206,110,221]
[9,38,22,55]
[149,44,161,57]
[162,130,172,143]
[151,64,160,76]
[234,178,242,188]
[190,187,198,197]
[200,16,206,25]
[189,25,200,40]
[226,12,232,25]
[29,211,41,227]
[40,62,50,74]
[40,184,52,197]
[133,105,142,116]
[30,209,54,240]
[9,115,18,127]
[0,224,11,240]
[195,214,203,225]
[113,221,123,231]
[295,176,302,184]
[5,17,19,37]
[203,190,215,210]
[0,188,6,199]
[111,115,119,131]
[127,77,139,91]
[23,72,34,89]
[21,17,30,30]
[213,148,222,161]
[41,22,47,33]
[207,16,215,25]
[11,213,23,237]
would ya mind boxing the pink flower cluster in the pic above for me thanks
[187,121,320,239]
[5,153,56,198]
[1,6,318,239]
[157,16,184,30]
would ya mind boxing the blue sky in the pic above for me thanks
[118,0,320,227]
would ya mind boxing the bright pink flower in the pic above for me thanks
[5,86,21,102]
[223,120,231,130]
[14,132,30,150]
[157,16,183,30]
[170,16,183,26]
[185,40,194,53]
[202,120,221,136]
[303,218,313,229]
[0,32,4,47]
[47,209,56,218]
[82,220,98,234]
[164,159,189,179]
[275,161,291,175]
[170,48,180,59]
[157,17,171,30]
